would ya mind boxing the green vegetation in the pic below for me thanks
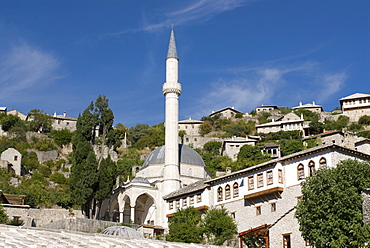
[167,206,237,245]
[296,159,370,247]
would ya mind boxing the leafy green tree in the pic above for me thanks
[199,121,213,136]
[203,141,222,155]
[0,114,24,132]
[49,129,73,147]
[295,159,370,248]
[324,115,349,131]
[358,130,370,139]
[257,112,272,124]
[50,172,67,184]
[359,115,370,125]
[294,109,318,122]
[128,124,151,145]
[0,205,8,224]
[203,207,237,245]
[237,145,270,168]
[167,207,204,243]
[309,120,325,135]
[279,139,304,156]
[95,156,117,201]
[27,109,53,133]
[348,123,364,132]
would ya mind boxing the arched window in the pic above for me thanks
[225,184,231,200]
[297,164,305,180]
[233,182,239,198]
[320,157,327,169]
[308,160,315,176]
[217,187,223,202]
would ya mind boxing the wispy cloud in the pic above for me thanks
[0,43,61,101]
[194,62,348,116]
[100,0,249,38]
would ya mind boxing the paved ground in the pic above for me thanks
[0,225,229,248]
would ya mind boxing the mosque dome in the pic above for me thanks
[142,144,205,168]
[100,226,144,238]
[130,177,150,184]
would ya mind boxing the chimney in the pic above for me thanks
[53,112,57,117]
[63,112,66,117]
[313,101,315,105]
[299,101,302,106]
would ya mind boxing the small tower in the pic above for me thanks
[162,27,182,194]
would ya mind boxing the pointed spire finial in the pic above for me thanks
[167,26,178,59]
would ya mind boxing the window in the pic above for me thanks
[217,187,223,202]
[14,156,18,161]
[225,185,231,200]
[175,200,180,209]
[271,202,276,212]
[257,173,264,188]
[248,176,254,190]
[66,122,69,126]
[297,164,305,180]
[266,170,273,185]
[169,201,173,210]
[277,169,283,184]
[190,196,194,205]
[320,157,327,169]
[308,160,315,176]
[194,138,197,141]
[230,212,236,220]
[256,206,261,215]
[182,198,187,206]
[233,182,239,198]
[197,194,202,203]
[283,234,291,248]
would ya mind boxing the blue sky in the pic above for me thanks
[1,0,369,127]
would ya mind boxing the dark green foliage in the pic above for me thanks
[309,120,325,135]
[359,115,370,125]
[38,165,52,178]
[117,149,143,183]
[324,115,349,131]
[277,107,292,115]
[0,168,16,194]
[199,121,213,136]
[0,138,14,154]
[0,114,24,132]
[50,172,67,184]
[294,109,318,122]
[133,123,165,149]
[203,207,237,245]
[128,124,151,144]
[305,138,321,149]
[279,139,305,156]
[257,112,272,124]
[49,129,73,147]
[7,217,24,226]
[237,145,271,167]
[242,231,266,248]
[295,159,370,247]
[259,130,302,142]
[348,123,364,132]
[31,138,57,151]
[95,156,117,200]
[235,113,243,118]
[358,130,370,139]
[28,109,53,133]
[167,207,204,243]
[0,205,8,224]
[224,120,255,137]
[203,141,222,155]
[22,151,40,172]
[205,155,234,178]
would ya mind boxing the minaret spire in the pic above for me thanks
[167,26,178,59]
[162,27,182,194]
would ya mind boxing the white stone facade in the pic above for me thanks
[0,148,22,176]
[340,93,370,122]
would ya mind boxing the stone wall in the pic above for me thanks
[41,218,120,233]
[2,205,84,227]
[26,149,59,163]
[362,188,370,223]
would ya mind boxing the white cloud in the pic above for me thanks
[0,43,61,101]
[194,62,348,117]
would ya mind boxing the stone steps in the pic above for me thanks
[0,225,229,248]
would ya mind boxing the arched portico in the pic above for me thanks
[133,193,156,225]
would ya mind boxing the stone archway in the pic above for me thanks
[134,193,156,225]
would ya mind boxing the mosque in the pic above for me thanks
[101,28,370,247]
[100,28,211,236]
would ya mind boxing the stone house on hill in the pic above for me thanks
[255,104,278,114]
[256,112,310,135]
[209,107,244,119]
[292,101,323,113]
[52,112,77,131]
[340,93,370,122]
[0,148,22,176]
[178,118,202,136]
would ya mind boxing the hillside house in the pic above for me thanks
[340,93,370,122]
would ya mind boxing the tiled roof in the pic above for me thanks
[340,93,370,101]
[163,179,208,200]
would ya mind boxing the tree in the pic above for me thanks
[359,115,370,125]
[0,205,8,224]
[27,109,53,133]
[237,145,270,167]
[203,141,222,155]
[279,139,304,156]
[49,129,73,147]
[167,207,204,243]
[295,159,370,248]
[203,207,237,245]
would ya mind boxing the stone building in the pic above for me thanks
[52,112,77,131]
[178,117,202,136]
[255,104,278,114]
[0,148,22,176]
[292,101,323,113]
[221,137,259,161]
[256,112,309,135]
[209,107,244,119]
[340,93,370,122]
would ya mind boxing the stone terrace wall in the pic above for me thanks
[362,188,370,223]
[2,205,84,227]
[41,218,120,233]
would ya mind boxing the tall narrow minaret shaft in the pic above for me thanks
[162,27,182,194]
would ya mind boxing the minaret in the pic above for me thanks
[162,27,182,194]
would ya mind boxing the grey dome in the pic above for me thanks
[100,226,144,238]
[142,144,205,168]
[131,177,150,184]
